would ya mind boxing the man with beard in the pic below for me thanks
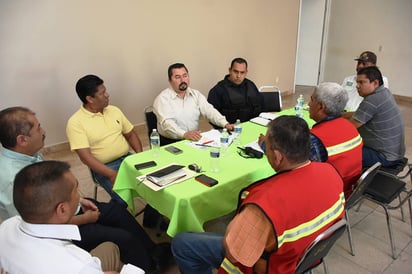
[153,63,234,141]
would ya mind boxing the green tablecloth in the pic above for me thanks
[113,108,314,236]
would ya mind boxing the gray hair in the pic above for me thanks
[314,82,348,116]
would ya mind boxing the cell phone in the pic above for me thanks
[195,174,218,187]
[134,161,157,170]
[165,145,183,154]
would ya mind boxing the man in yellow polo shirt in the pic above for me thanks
[66,74,143,204]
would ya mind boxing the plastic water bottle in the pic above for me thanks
[150,129,160,157]
[210,146,220,172]
[220,128,230,156]
[295,94,305,118]
[234,119,242,146]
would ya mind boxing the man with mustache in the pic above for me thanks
[154,63,234,141]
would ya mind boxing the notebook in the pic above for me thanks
[146,164,186,187]
[250,112,279,126]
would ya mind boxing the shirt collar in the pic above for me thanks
[19,217,81,241]
[80,105,106,117]
[1,147,43,163]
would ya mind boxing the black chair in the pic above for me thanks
[295,218,347,274]
[360,169,412,259]
[259,85,282,112]
[144,106,177,146]
[345,162,381,256]
[89,168,100,200]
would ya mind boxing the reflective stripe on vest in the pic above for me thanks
[220,258,244,274]
[277,192,345,248]
[326,135,362,157]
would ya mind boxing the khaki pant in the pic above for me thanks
[90,241,123,272]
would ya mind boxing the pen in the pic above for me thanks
[195,143,212,147]
[202,140,214,145]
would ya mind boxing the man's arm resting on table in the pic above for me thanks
[342,112,363,128]
[123,130,142,153]
[75,148,117,184]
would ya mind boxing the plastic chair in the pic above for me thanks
[345,162,381,256]
[360,169,412,259]
[295,218,347,274]
[258,85,282,112]
[144,106,176,146]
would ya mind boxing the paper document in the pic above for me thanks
[245,139,265,153]
[189,129,236,148]
[250,112,279,126]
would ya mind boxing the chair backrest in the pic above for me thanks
[144,106,157,139]
[295,218,347,274]
[144,105,177,147]
[346,162,381,209]
[259,85,282,112]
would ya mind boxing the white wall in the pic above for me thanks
[0,0,300,146]
[322,0,412,97]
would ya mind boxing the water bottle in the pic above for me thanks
[295,94,305,118]
[220,128,230,156]
[234,119,242,146]
[150,129,160,157]
[209,146,220,172]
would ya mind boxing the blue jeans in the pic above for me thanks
[362,146,400,168]
[91,154,129,205]
[171,232,225,274]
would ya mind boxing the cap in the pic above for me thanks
[354,51,377,64]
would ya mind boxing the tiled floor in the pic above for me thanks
[43,86,412,273]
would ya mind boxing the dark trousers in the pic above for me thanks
[73,199,155,271]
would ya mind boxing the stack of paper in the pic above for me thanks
[250,112,279,126]
[191,129,236,148]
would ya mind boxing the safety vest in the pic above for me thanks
[218,162,345,274]
[311,117,363,197]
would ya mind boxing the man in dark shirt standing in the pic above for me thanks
[208,58,264,124]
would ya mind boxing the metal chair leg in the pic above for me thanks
[322,258,329,274]
[345,213,355,256]
[383,206,398,259]
[398,194,405,222]
[93,183,98,200]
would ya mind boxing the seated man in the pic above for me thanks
[66,74,143,204]
[308,82,363,197]
[0,106,172,272]
[153,63,234,141]
[342,51,388,111]
[343,66,405,168]
[172,116,345,274]
[207,57,264,123]
[0,160,140,274]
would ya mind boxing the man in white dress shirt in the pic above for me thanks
[0,160,144,274]
[342,51,388,111]
[154,63,234,141]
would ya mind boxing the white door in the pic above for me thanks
[295,0,328,86]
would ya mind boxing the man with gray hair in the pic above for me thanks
[308,82,363,197]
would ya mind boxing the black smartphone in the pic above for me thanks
[195,174,218,187]
[134,161,157,170]
[165,145,183,154]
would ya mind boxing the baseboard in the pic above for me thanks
[394,94,412,105]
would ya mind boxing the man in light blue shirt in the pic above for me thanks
[0,107,45,220]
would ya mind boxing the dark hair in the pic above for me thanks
[357,66,384,86]
[267,116,310,163]
[0,107,35,148]
[167,63,188,80]
[230,57,248,69]
[75,74,104,104]
[13,161,73,223]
